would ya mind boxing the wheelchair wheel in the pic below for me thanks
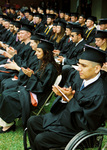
[65,127,107,150]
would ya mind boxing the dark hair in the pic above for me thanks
[77,31,83,38]
[56,26,65,43]
[36,49,61,77]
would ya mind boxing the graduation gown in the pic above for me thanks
[43,73,107,139]
[59,37,74,56]
[63,39,86,65]
[0,62,58,127]
[84,27,96,44]
[54,36,67,50]
[1,53,38,91]
[33,22,45,34]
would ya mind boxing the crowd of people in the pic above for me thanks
[0,3,107,150]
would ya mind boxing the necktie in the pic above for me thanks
[80,82,85,91]
[68,38,70,43]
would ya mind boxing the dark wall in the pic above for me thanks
[0,0,70,10]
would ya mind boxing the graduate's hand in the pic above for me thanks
[52,85,63,96]
[2,51,13,58]
[7,47,17,56]
[4,60,21,71]
[21,67,34,77]
[53,50,60,56]
[62,87,75,102]
[101,62,107,72]
[57,56,64,63]
[0,41,3,47]
[52,85,75,102]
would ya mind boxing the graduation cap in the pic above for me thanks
[59,9,65,14]
[3,16,12,22]
[37,39,54,51]
[71,12,78,18]
[33,13,43,19]
[24,9,30,13]
[49,7,55,12]
[87,16,97,23]
[10,7,15,11]
[57,20,67,29]
[71,25,83,34]
[47,14,56,19]
[39,6,45,11]
[20,8,25,14]
[99,18,107,25]
[13,21,21,28]
[79,14,86,19]
[53,20,58,26]
[66,22,74,30]
[54,9,59,14]
[31,33,45,41]
[65,12,71,16]
[95,30,107,38]
[29,12,34,16]
[80,44,106,63]
[19,23,34,33]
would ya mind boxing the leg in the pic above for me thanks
[27,115,72,150]
[27,115,44,150]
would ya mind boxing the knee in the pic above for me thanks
[62,65,71,74]
[34,134,45,148]
[27,116,35,129]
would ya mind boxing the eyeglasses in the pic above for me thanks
[71,34,77,37]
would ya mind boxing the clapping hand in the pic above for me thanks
[52,85,75,102]
[21,67,34,77]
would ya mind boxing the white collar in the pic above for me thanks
[88,26,95,30]
[83,72,101,87]
[49,24,53,29]
[69,37,72,41]
[75,38,84,46]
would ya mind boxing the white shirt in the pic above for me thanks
[61,72,101,103]
[75,38,84,47]
[88,25,95,30]
[82,72,101,88]
[62,38,84,65]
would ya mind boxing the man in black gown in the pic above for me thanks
[27,45,107,150]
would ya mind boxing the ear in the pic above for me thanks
[95,65,101,74]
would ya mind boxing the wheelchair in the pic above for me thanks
[23,126,107,150]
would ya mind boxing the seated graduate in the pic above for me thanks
[56,25,86,66]
[95,30,107,51]
[27,45,107,150]
[99,18,107,30]
[0,34,43,91]
[53,22,74,58]
[49,21,57,43]
[53,20,67,51]
[0,39,61,133]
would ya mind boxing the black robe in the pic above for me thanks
[33,22,45,34]
[54,36,67,50]
[0,62,58,127]
[63,39,86,65]
[43,73,107,139]
[84,27,96,44]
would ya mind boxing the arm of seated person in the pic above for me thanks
[21,67,34,77]
[101,62,107,72]
[52,85,75,102]
[53,50,61,56]
[4,60,21,71]
[2,51,13,58]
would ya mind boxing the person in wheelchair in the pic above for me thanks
[27,44,107,150]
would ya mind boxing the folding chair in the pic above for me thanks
[23,75,62,150]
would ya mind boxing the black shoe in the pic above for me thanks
[0,123,16,133]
